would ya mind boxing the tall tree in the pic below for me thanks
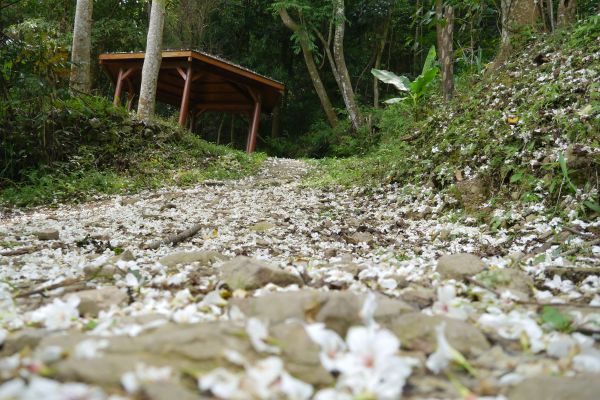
[496,0,539,65]
[436,0,454,100]
[278,7,339,128]
[138,0,166,122]
[557,0,577,27]
[69,0,93,93]
[332,0,362,130]
[373,8,392,108]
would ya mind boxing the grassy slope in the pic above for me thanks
[309,17,599,213]
[0,97,265,207]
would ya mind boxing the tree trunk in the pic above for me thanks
[137,0,166,122]
[436,0,454,101]
[373,10,392,108]
[496,0,539,67]
[557,0,577,28]
[279,8,338,128]
[546,0,555,31]
[332,0,362,131]
[69,0,93,93]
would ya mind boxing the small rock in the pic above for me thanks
[399,287,436,309]
[439,229,451,241]
[159,251,228,268]
[346,232,373,245]
[0,329,48,356]
[230,290,414,335]
[389,313,490,356]
[436,253,485,279]
[474,268,533,300]
[35,229,59,241]
[83,263,117,278]
[509,375,600,400]
[250,221,276,232]
[120,197,139,206]
[66,287,128,317]
[220,256,303,290]
[324,248,337,258]
[142,382,200,400]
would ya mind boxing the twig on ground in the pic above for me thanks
[15,278,85,298]
[141,223,204,250]
[0,246,39,256]
[466,277,600,309]
[561,238,600,257]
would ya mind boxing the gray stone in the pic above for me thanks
[230,290,414,336]
[400,287,436,309]
[324,248,337,258]
[66,287,128,317]
[271,321,334,386]
[250,221,276,232]
[120,197,139,206]
[474,268,533,301]
[220,256,303,290]
[0,329,48,356]
[388,313,490,356]
[142,382,201,400]
[346,232,374,245]
[159,251,228,268]
[436,253,485,279]
[35,229,59,241]
[509,375,600,400]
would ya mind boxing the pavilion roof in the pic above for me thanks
[99,50,285,114]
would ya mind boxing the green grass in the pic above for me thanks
[0,98,266,208]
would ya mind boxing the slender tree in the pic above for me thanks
[436,0,454,100]
[278,7,338,128]
[373,9,392,108]
[138,0,166,122]
[69,0,93,93]
[332,0,362,130]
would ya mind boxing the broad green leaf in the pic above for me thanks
[583,200,600,213]
[371,69,411,92]
[541,306,573,332]
[410,67,439,96]
[510,172,523,183]
[558,152,577,193]
[422,46,438,76]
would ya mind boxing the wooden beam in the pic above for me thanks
[193,103,253,112]
[246,95,261,153]
[113,68,124,106]
[178,63,193,127]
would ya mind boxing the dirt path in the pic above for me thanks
[0,158,599,399]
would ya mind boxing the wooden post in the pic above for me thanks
[126,78,135,111]
[178,63,193,127]
[246,96,261,153]
[113,68,124,106]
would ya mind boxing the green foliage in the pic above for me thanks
[540,306,573,333]
[371,46,439,119]
[311,16,600,217]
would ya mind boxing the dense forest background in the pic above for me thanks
[2,0,595,155]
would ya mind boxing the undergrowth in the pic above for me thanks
[0,96,265,207]
[308,16,600,216]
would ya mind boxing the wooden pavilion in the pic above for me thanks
[99,50,285,153]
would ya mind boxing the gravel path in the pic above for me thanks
[0,158,599,400]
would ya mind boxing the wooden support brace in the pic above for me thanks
[178,63,194,128]
[246,95,261,153]
[113,68,124,106]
